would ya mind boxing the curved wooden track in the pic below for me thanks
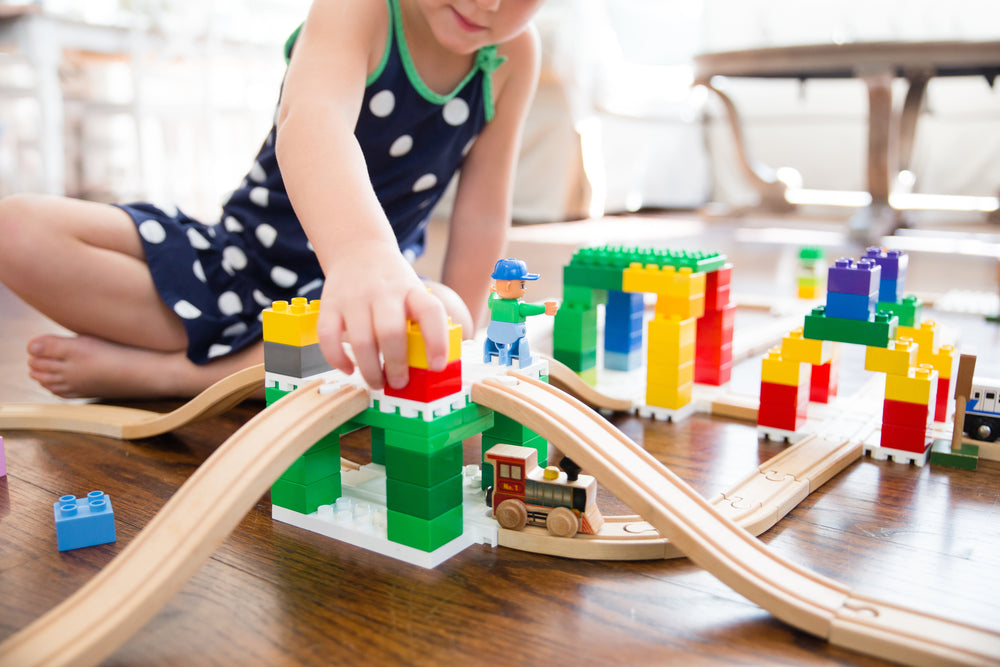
[499,432,861,560]
[0,380,369,667]
[0,363,265,439]
[471,373,1000,667]
[541,354,633,413]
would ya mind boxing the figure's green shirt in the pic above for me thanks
[488,293,546,323]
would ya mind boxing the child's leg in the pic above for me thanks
[0,194,186,350]
[0,194,263,399]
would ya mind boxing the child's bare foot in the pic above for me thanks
[27,335,185,399]
[26,334,263,400]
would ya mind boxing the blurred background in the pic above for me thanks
[0,0,998,225]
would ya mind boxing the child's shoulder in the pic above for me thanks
[295,0,390,65]
[491,23,541,104]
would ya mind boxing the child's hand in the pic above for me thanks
[316,241,450,391]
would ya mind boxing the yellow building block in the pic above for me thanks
[406,319,462,369]
[647,342,695,368]
[653,293,706,320]
[864,338,918,376]
[897,320,937,365]
[781,328,833,365]
[263,298,320,346]
[647,315,696,348]
[646,380,693,410]
[885,364,938,405]
[622,264,707,298]
[761,348,809,387]
[647,359,694,387]
[927,344,954,380]
[797,284,821,299]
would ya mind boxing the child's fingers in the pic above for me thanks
[373,297,409,390]
[317,308,355,377]
[406,287,449,371]
[344,312,384,390]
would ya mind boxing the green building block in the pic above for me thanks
[928,439,979,471]
[387,505,463,552]
[563,263,624,292]
[384,442,463,486]
[876,295,923,328]
[279,439,342,485]
[484,412,540,442]
[271,471,342,514]
[265,385,290,406]
[370,426,386,465]
[802,306,897,347]
[354,400,492,439]
[562,285,606,309]
[386,475,463,520]
[380,411,494,452]
[553,347,597,373]
[553,306,599,351]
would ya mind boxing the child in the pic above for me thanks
[0,0,543,399]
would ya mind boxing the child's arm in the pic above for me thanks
[275,0,449,390]
[440,26,542,330]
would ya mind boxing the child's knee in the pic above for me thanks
[0,194,43,262]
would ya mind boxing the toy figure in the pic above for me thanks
[483,258,557,367]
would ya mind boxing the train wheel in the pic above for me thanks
[495,499,528,531]
[976,420,998,442]
[546,507,579,538]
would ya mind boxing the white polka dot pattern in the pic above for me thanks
[369,90,396,117]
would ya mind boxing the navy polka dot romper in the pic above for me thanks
[116,0,504,364]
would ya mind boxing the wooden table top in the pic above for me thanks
[1,284,999,665]
[694,40,1000,80]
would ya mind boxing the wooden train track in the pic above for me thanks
[0,381,369,667]
[471,373,1000,667]
[0,363,265,439]
[497,433,861,560]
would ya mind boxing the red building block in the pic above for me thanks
[696,303,736,347]
[695,360,732,386]
[935,376,950,422]
[704,263,733,310]
[758,380,810,431]
[880,421,930,453]
[882,398,932,427]
[384,359,462,402]
[809,358,840,403]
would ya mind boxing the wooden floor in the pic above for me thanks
[2,211,1000,666]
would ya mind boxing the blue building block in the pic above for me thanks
[827,257,881,296]
[878,278,904,304]
[825,290,876,321]
[604,290,643,355]
[604,349,643,371]
[53,491,116,551]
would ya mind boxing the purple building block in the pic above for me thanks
[827,257,881,296]
[864,247,909,281]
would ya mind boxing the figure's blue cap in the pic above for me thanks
[491,258,539,281]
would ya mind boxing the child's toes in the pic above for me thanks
[27,334,74,361]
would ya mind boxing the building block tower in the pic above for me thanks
[263,297,507,558]
[554,246,732,419]
[264,298,350,515]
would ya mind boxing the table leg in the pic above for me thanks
[697,78,794,214]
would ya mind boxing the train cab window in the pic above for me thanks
[497,463,522,481]
[974,391,981,399]
[987,393,996,400]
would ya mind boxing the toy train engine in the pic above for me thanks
[965,379,1000,442]
[484,444,604,538]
